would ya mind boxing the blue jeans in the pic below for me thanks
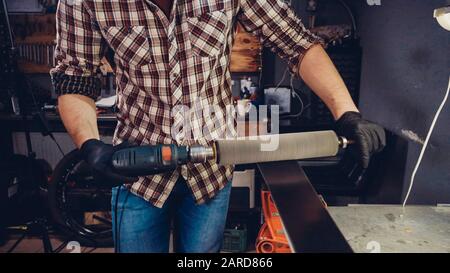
[111,178,232,253]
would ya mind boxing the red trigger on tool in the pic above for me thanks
[162,146,172,162]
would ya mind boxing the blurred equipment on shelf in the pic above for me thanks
[311,24,352,45]
[8,12,57,74]
[5,0,57,14]
[0,1,55,114]
[5,0,44,13]
[95,95,116,109]
[240,77,258,100]
[264,87,291,115]
[16,42,56,68]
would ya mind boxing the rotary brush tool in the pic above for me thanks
[111,130,352,177]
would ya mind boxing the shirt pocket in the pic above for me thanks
[103,26,152,67]
[187,10,228,58]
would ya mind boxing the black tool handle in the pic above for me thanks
[111,144,188,176]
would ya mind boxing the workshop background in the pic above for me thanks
[266,0,450,205]
[0,0,449,253]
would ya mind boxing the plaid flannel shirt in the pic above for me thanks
[51,0,322,208]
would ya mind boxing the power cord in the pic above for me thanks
[336,0,357,39]
[49,134,65,156]
[273,67,289,93]
[287,72,308,118]
[402,76,450,206]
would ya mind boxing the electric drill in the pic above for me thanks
[111,131,351,177]
[111,143,214,176]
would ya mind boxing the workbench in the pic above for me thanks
[259,161,449,253]
[328,205,450,253]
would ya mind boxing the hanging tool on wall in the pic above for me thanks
[111,130,352,177]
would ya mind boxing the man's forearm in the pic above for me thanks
[58,94,100,148]
[299,44,359,120]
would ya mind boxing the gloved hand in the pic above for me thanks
[335,111,386,169]
[80,139,138,186]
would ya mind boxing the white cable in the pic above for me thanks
[271,67,306,118]
[402,76,450,207]
[290,91,305,118]
[273,67,289,93]
[287,72,305,118]
[290,70,295,92]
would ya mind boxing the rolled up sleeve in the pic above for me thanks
[237,0,324,74]
[50,0,105,100]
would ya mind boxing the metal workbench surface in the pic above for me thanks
[328,205,450,253]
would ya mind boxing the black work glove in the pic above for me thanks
[80,139,138,186]
[335,111,386,169]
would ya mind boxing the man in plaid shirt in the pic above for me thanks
[52,0,385,252]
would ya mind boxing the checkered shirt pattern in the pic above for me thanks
[51,0,323,208]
